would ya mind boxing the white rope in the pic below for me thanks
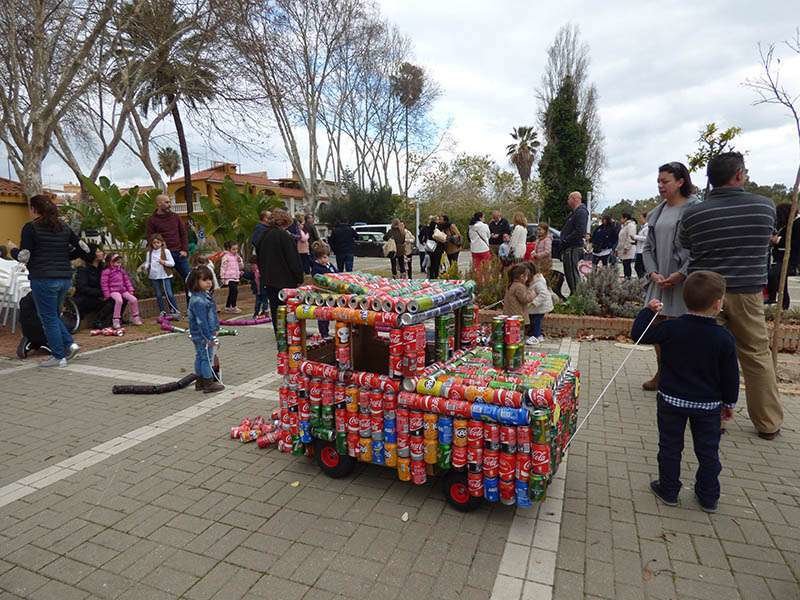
[563,310,660,451]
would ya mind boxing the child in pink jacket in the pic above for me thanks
[101,253,142,329]
[220,241,244,313]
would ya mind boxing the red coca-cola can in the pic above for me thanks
[409,411,424,436]
[516,451,531,481]
[499,478,516,505]
[396,431,410,456]
[346,432,359,457]
[230,426,241,439]
[516,426,532,454]
[396,408,409,434]
[403,350,418,376]
[308,378,322,401]
[321,380,334,402]
[417,353,425,371]
[299,400,311,420]
[531,443,551,476]
[483,449,500,478]
[358,388,370,410]
[451,444,467,469]
[388,353,403,377]
[500,426,517,453]
[498,452,516,480]
[467,420,483,445]
[370,414,384,435]
[467,471,484,497]
[358,412,371,432]
[402,327,416,344]
[409,435,425,460]
[346,413,360,433]
[483,424,500,450]
[369,390,383,412]
[382,390,397,411]
[410,460,427,485]
[467,445,483,472]
[277,352,288,374]
[447,384,466,401]
[444,399,472,418]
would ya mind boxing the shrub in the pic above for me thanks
[764,305,800,324]
[466,257,507,308]
[552,266,644,317]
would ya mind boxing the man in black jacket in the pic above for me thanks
[256,209,304,333]
[328,221,358,272]
[488,211,511,253]
[560,191,589,295]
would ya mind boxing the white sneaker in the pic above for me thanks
[537,336,545,343]
[67,343,80,360]
[525,336,540,345]
[39,357,67,368]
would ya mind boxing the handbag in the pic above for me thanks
[382,238,396,257]
[431,228,447,244]
[424,239,438,253]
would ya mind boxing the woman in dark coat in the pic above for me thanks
[74,244,117,328]
[767,203,800,309]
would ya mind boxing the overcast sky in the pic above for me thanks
[7,0,799,210]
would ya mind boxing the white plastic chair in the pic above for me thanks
[0,259,30,333]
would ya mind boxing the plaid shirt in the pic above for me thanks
[658,391,734,411]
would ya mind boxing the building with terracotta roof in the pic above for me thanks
[166,162,332,217]
[0,177,28,245]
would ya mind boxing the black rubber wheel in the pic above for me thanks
[442,470,482,512]
[314,439,356,479]
[61,296,80,334]
[16,336,29,359]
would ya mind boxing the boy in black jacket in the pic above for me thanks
[631,270,738,512]
[310,241,337,338]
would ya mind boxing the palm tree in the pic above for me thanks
[119,0,219,216]
[157,146,180,184]
[391,62,425,197]
[506,127,541,199]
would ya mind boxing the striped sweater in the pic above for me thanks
[679,187,775,292]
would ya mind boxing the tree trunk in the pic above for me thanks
[21,153,43,199]
[771,162,800,365]
[170,97,193,215]
[403,107,409,197]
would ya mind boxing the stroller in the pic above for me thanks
[16,291,81,359]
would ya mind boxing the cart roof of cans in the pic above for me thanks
[274,272,579,511]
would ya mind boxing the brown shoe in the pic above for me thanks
[757,430,780,440]
[195,376,205,391]
[204,378,225,393]
[642,377,658,391]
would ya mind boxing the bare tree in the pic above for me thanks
[745,31,800,365]
[0,0,118,197]
[536,23,606,192]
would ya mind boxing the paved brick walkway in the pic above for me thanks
[1,324,798,599]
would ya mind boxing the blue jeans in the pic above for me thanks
[193,339,216,379]
[171,252,191,281]
[151,278,179,313]
[336,254,354,272]
[529,313,544,338]
[656,396,722,506]
[29,278,74,360]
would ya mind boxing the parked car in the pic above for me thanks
[353,224,391,237]
[526,224,562,260]
[352,231,385,258]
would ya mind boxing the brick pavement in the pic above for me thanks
[555,341,800,600]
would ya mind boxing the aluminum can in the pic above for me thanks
[492,344,505,369]
[409,411,424,436]
[516,426,532,454]
[491,315,506,345]
[453,418,468,447]
[358,437,372,462]
[467,420,483,446]
[423,413,438,440]
[531,443,551,476]
[515,451,531,482]
[345,386,359,412]
[437,416,453,445]
[499,478,516,505]
[424,439,438,465]
[397,457,411,481]
[531,410,550,443]
[467,445,483,472]
[396,408,409,434]
[335,432,348,454]
[299,422,313,444]
[370,414,384,436]
[384,442,398,467]
[437,443,451,470]
[409,435,425,461]
[482,449,500,478]
[515,480,532,508]
[467,471,484,497]
[451,444,467,469]
[529,474,548,502]
[346,432,359,457]
[372,440,385,465]
[410,460,427,485]
[483,423,500,451]
[388,353,403,378]
[503,315,523,345]
[498,451,516,480]
[396,431,410,457]
[484,477,500,503]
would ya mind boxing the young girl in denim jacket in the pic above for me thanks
[187,266,223,393]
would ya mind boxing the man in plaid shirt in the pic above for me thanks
[631,271,739,513]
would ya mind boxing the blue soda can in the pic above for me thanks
[484,477,500,503]
[384,417,397,436]
[299,421,313,444]
[515,480,532,508]
[438,416,453,444]
[384,429,397,444]
[470,403,499,422]
[372,440,385,465]
[497,407,530,426]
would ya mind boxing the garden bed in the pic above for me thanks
[478,309,800,353]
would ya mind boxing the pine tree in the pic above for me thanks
[539,76,591,227]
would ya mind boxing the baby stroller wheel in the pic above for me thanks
[61,297,81,333]
[16,336,30,359]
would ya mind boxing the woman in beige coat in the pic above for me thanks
[616,212,637,279]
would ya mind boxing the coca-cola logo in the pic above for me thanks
[531,448,549,464]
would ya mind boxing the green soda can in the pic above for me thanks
[461,305,474,327]
[491,316,506,345]
[312,426,335,442]
[336,432,348,455]
[321,404,333,424]
[492,344,505,369]
[291,435,304,455]
[531,410,550,443]
[529,474,548,502]
[437,443,452,470]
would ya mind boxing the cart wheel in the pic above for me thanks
[16,336,30,359]
[314,439,355,479]
[442,470,482,512]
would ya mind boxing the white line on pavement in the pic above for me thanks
[63,363,178,384]
[490,337,579,600]
[0,370,281,509]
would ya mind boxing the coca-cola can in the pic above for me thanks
[516,426,532,454]
[346,432,359,457]
[515,452,531,482]
[500,426,517,453]
[402,327,416,344]
[358,388,370,410]
[409,411,424,436]
[531,443,551,476]
[382,390,397,411]
[299,400,311,420]
[396,408,409,434]
[499,478,516,505]
[467,420,483,445]
[483,423,500,450]
[396,431,410,457]
[370,414,384,438]
[467,471,484,497]
[410,459,427,485]
[388,353,403,378]
[451,444,467,469]
[482,449,500,478]
[498,452,516,480]
[346,413,360,433]
[409,435,425,460]
[467,445,483,472]
[277,352,288,375]
[358,412,371,436]
[369,390,383,413]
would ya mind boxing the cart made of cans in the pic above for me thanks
[274,272,580,511]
